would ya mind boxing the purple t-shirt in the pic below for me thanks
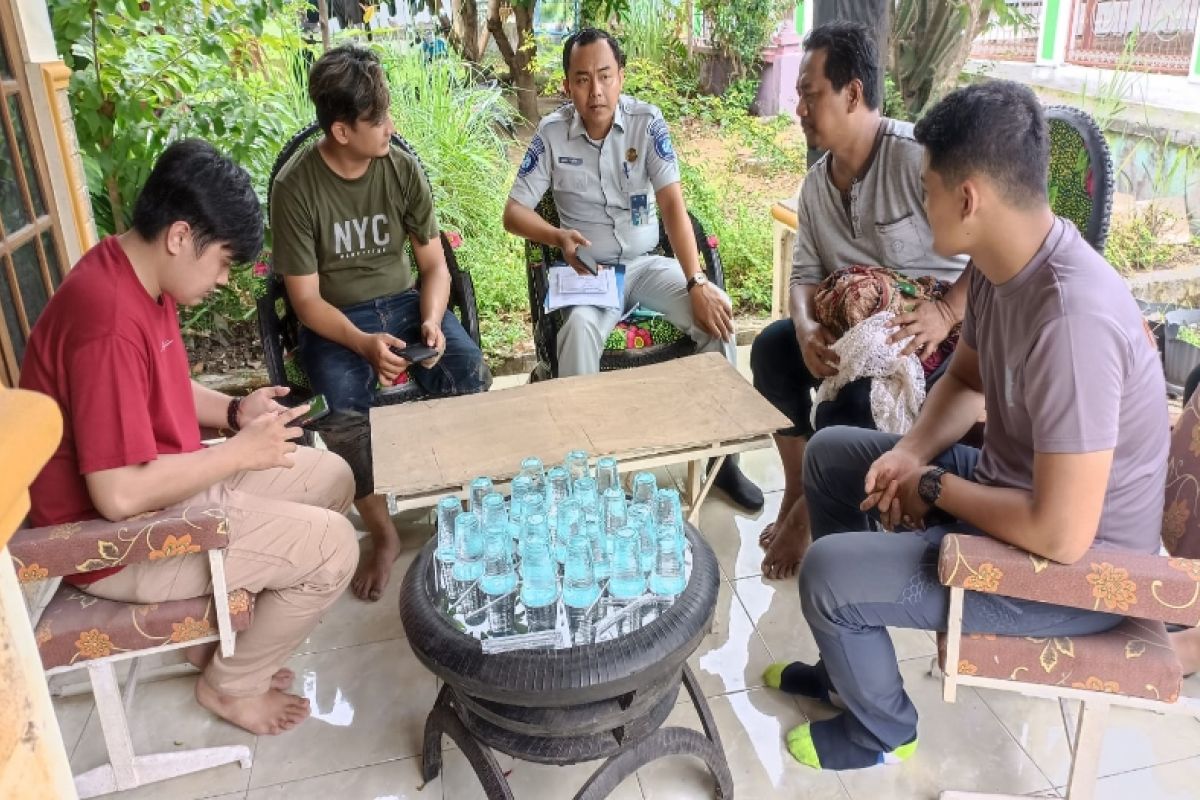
[961,218,1168,554]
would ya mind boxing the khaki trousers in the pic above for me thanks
[86,446,358,696]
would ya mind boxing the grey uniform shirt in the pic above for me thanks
[509,96,680,263]
[791,118,966,288]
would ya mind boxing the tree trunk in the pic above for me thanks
[487,1,540,123]
[451,0,482,62]
[891,0,992,119]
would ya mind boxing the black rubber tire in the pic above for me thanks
[1045,105,1114,253]
[457,678,680,765]
[399,524,719,707]
[454,668,681,738]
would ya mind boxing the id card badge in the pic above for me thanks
[631,194,649,227]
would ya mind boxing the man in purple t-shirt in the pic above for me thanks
[762,81,1169,772]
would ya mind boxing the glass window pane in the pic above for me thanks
[7,96,46,217]
[41,230,63,289]
[0,121,29,232]
[0,31,9,80]
[11,239,49,329]
[0,266,25,365]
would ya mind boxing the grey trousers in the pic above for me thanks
[799,426,1124,752]
[556,254,737,377]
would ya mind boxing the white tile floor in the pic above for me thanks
[52,350,1200,799]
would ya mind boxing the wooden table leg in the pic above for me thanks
[685,455,726,526]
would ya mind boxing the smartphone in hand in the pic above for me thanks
[574,247,600,276]
[390,343,439,363]
[288,393,331,428]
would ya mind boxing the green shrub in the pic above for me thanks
[1104,204,1188,273]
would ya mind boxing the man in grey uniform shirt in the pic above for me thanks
[751,22,968,580]
[768,81,1167,772]
[504,27,762,510]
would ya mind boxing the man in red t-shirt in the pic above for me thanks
[20,140,358,736]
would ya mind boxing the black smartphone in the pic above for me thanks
[391,343,439,363]
[574,248,599,276]
[289,393,330,427]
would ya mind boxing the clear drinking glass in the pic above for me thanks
[519,456,546,496]
[609,526,645,601]
[520,537,561,618]
[521,492,546,521]
[584,517,610,582]
[595,456,619,496]
[631,471,658,508]
[546,466,571,512]
[562,535,600,610]
[573,476,599,517]
[452,512,486,625]
[469,476,494,517]
[510,474,534,509]
[564,449,590,485]
[628,505,657,576]
[435,495,461,596]
[601,486,628,545]
[650,522,686,598]
[481,491,508,531]
[482,525,518,636]
[555,497,581,564]
[654,488,683,531]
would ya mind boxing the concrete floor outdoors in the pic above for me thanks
[52,347,1200,799]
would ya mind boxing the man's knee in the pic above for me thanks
[321,451,356,513]
[315,512,359,591]
[804,426,863,487]
[798,535,849,624]
[318,415,373,500]
[750,319,795,384]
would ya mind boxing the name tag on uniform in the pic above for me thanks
[631,194,651,226]
[558,156,583,166]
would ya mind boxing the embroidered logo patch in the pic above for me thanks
[649,119,675,163]
[519,135,546,177]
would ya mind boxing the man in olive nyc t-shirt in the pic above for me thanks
[271,45,487,603]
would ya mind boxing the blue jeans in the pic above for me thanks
[798,426,1123,752]
[299,289,487,498]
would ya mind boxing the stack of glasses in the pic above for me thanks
[432,451,692,651]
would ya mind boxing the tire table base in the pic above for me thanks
[420,664,732,800]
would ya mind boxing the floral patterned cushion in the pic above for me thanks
[1164,391,1200,559]
[939,534,1200,627]
[36,585,254,671]
[9,505,228,581]
[942,617,1180,704]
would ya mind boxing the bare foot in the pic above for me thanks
[270,667,296,691]
[761,501,811,581]
[758,522,777,550]
[1170,626,1200,676]
[351,538,399,602]
[195,677,311,735]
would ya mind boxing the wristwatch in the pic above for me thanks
[917,466,947,507]
[686,273,709,292]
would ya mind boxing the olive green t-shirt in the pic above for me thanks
[270,142,440,308]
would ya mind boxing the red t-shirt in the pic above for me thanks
[20,236,201,583]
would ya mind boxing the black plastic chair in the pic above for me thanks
[1046,105,1114,253]
[524,192,727,381]
[257,123,482,406]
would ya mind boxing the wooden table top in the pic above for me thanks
[371,353,789,498]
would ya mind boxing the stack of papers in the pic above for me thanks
[545,263,624,312]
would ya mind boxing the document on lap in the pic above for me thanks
[546,262,624,312]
